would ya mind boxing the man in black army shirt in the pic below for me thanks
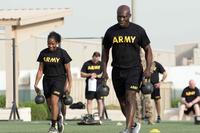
[179,80,200,120]
[102,5,153,133]
[150,61,167,123]
[81,52,104,121]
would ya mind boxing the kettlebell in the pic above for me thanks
[140,76,154,94]
[63,93,73,105]
[35,92,45,104]
[97,81,110,97]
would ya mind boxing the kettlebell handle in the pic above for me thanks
[102,79,107,85]
[142,75,151,82]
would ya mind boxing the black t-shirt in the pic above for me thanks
[103,23,150,68]
[181,87,200,103]
[150,61,166,84]
[37,47,72,77]
[81,60,103,83]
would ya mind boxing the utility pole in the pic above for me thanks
[131,0,135,22]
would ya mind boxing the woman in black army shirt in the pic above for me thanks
[34,31,72,133]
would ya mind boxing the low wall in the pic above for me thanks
[0,107,31,121]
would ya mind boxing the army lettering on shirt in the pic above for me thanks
[81,60,103,78]
[81,60,104,85]
[87,65,101,70]
[37,47,72,77]
[112,36,136,44]
[103,23,150,68]
[43,57,60,63]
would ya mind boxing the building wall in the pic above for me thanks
[175,43,199,66]
[193,45,200,65]
[18,37,103,78]
[140,48,175,68]
[0,36,176,79]
[153,49,175,66]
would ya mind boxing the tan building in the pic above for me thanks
[153,49,175,66]
[140,48,175,68]
[19,37,103,78]
[175,42,200,66]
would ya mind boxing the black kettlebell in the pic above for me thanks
[140,77,154,95]
[35,93,45,104]
[97,81,110,97]
[63,93,73,105]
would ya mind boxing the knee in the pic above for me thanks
[194,103,200,110]
[126,90,136,99]
[51,96,59,106]
[179,104,186,111]
[87,100,92,104]
[97,99,103,104]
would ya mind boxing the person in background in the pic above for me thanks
[34,31,72,133]
[80,51,104,122]
[179,80,200,120]
[150,61,167,123]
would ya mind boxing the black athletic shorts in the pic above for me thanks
[85,80,102,100]
[151,87,161,100]
[43,75,66,99]
[111,67,143,98]
[184,105,195,115]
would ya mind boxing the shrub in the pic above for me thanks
[20,102,49,120]
[105,104,120,110]
[171,98,180,108]
[0,95,6,107]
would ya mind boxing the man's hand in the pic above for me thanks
[143,68,151,78]
[90,73,97,79]
[154,83,161,88]
[188,102,193,108]
[64,85,71,95]
[185,102,192,108]
[34,85,41,94]
[102,71,109,81]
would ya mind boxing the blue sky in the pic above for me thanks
[1,0,200,51]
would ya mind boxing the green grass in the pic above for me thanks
[0,121,199,133]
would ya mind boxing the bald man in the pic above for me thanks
[102,5,152,133]
[179,80,200,120]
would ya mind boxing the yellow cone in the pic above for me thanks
[149,128,160,133]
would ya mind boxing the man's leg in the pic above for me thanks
[46,98,51,112]
[152,88,161,122]
[179,104,186,121]
[97,99,104,118]
[112,67,126,117]
[144,94,154,124]
[194,104,200,116]
[125,90,137,131]
[118,96,126,117]
[155,99,161,121]
[61,103,66,120]
[87,99,93,115]
[136,93,142,124]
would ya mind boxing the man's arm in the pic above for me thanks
[64,63,72,94]
[161,71,167,82]
[190,96,200,106]
[101,46,110,80]
[181,97,188,105]
[154,71,167,88]
[81,72,92,78]
[143,45,153,78]
[34,63,43,93]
